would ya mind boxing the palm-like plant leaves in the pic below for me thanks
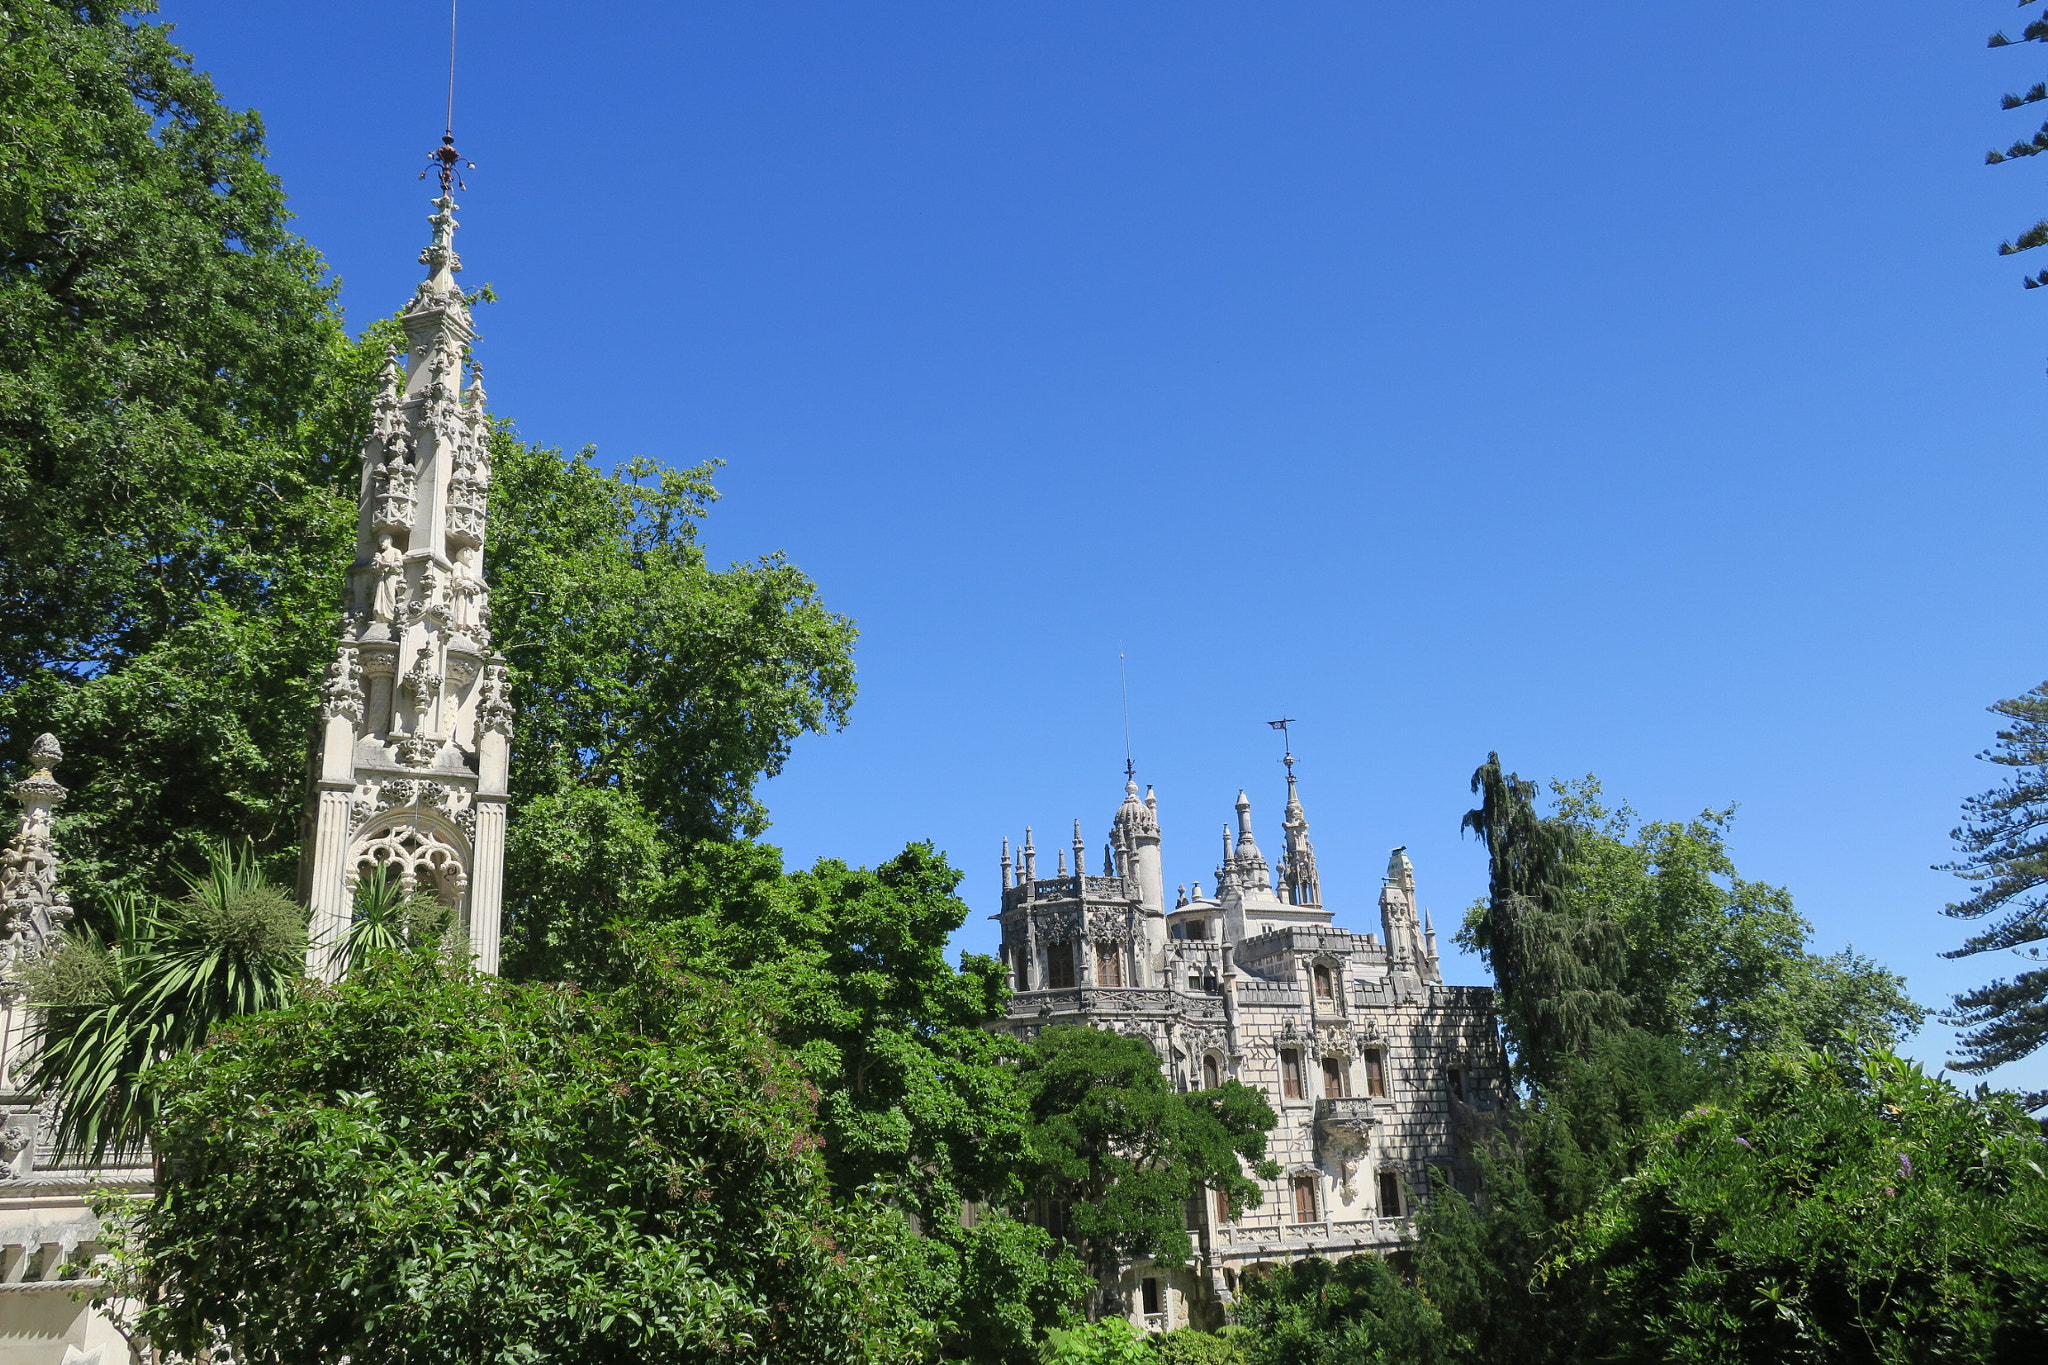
[26,843,305,1165]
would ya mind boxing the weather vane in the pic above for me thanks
[420,0,476,194]
[1267,717,1297,772]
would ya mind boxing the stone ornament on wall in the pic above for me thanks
[1,734,73,975]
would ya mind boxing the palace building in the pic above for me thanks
[990,761,1505,1332]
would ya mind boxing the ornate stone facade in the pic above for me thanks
[298,188,511,979]
[992,772,1505,1332]
[0,738,149,1363]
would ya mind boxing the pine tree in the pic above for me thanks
[1460,754,1630,1088]
[1939,682,2048,1077]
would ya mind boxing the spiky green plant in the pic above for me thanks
[26,842,306,1164]
[329,866,454,979]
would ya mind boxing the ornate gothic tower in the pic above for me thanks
[1278,758,1321,907]
[301,166,510,980]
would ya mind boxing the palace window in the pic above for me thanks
[1141,1277,1163,1315]
[1186,919,1207,940]
[1313,963,1335,998]
[1046,941,1076,989]
[1215,1187,1231,1226]
[1280,1048,1304,1100]
[1361,1048,1388,1098]
[1321,1056,1350,1099]
[1203,1055,1222,1090]
[1010,948,1029,993]
[1292,1174,1319,1223]
[1096,943,1124,987]
[1447,1066,1466,1101]
[1377,1170,1404,1217]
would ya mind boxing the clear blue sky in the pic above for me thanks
[164,0,2045,1093]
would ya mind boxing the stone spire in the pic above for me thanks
[300,167,510,981]
[1278,758,1321,907]
[1231,790,1270,891]
[1111,775,1164,914]
[1,735,72,977]
[1379,846,1427,992]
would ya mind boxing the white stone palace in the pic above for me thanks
[298,165,512,980]
[990,760,1506,1332]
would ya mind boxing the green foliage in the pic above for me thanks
[100,948,930,1365]
[0,0,361,901]
[1460,755,1625,1088]
[1549,778,1924,1066]
[28,842,305,1162]
[1387,762,1936,1365]
[327,866,454,978]
[1148,1326,1250,1365]
[1018,1026,1279,1283]
[1564,1044,2048,1363]
[1233,1257,1444,1365]
[488,435,857,844]
[1041,1318,1155,1365]
[1940,681,2048,1074]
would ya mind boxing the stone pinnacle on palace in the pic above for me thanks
[299,144,510,980]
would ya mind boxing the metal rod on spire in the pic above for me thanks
[423,0,476,195]
[1119,646,1135,786]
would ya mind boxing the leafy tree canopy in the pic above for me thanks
[1018,1026,1279,1286]
[101,948,932,1365]
[1564,1044,2048,1364]
[1232,1256,1445,1365]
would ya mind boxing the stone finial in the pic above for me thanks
[2,734,73,971]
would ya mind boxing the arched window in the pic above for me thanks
[1045,941,1076,989]
[1313,963,1335,998]
[1280,1048,1304,1100]
[1095,942,1124,987]
[1203,1055,1222,1090]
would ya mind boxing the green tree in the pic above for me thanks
[98,948,931,1365]
[1415,762,1926,1365]
[1018,1026,1278,1292]
[0,0,361,901]
[1987,2,2048,289]
[1939,682,2048,1076]
[1232,1256,1445,1365]
[1564,1044,2048,1363]
[1459,754,1625,1088]
[633,839,1089,1362]
[1551,778,1923,1067]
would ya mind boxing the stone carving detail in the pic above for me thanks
[1086,918,1134,945]
[0,1121,32,1179]
[1031,908,1084,944]
[352,779,476,841]
[350,821,469,904]
[320,646,365,723]
[477,661,513,738]
[2,734,73,973]
[369,534,406,622]
[371,440,417,531]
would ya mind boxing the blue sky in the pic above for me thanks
[165,1,2046,1092]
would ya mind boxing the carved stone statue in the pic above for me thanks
[370,534,405,621]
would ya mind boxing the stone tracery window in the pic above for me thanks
[351,822,467,906]
[1095,942,1124,987]
[1202,1054,1222,1090]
